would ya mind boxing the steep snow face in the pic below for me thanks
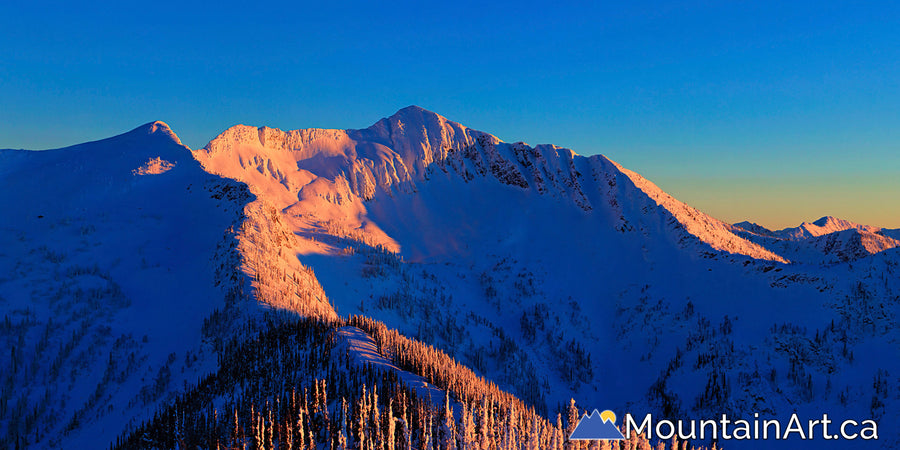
[196,106,784,263]
[196,107,885,436]
[363,105,496,180]
[607,160,787,262]
[0,123,253,448]
[197,106,495,205]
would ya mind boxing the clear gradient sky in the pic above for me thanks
[2,1,898,229]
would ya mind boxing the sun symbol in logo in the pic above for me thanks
[569,408,627,440]
[600,410,617,424]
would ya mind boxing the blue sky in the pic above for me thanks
[2,0,898,228]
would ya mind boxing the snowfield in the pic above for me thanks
[2,108,898,449]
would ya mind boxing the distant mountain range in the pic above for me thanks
[2,107,897,449]
[733,216,900,264]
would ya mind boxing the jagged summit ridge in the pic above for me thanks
[735,216,883,240]
[773,215,878,239]
[797,215,880,236]
[366,105,500,177]
[197,106,502,202]
[194,106,785,262]
[732,215,900,263]
[200,106,497,188]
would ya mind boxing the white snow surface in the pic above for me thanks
[0,122,251,448]
[335,326,446,406]
[4,108,900,449]
[733,216,900,264]
[195,106,900,448]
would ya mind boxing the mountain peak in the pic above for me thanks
[395,104,429,114]
[733,221,774,236]
[128,121,184,147]
[373,105,500,145]
[391,105,438,117]
[383,105,450,125]
[801,215,865,231]
[811,216,840,227]
[773,215,880,240]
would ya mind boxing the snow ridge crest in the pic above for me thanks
[196,106,789,262]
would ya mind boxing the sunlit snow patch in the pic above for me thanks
[133,156,175,175]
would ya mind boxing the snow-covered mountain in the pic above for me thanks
[3,108,898,449]
[0,122,254,447]
[775,216,882,240]
[733,216,900,264]
[195,105,785,263]
[192,106,898,448]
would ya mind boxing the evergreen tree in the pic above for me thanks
[339,398,350,450]
[387,399,397,450]
[400,397,412,450]
[372,384,382,450]
[460,401,476,450]
[357,385,368,450]
[422,408,434,450]
[297,399,307,450]
[440,391,457,450]
[566,399,580,450]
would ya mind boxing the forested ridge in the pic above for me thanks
[112,314,713,450]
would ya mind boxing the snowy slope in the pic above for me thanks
[335,326,447,406]
[0,122,254,448]
[5,108,898,449]
[733,216,900,264]
[196,106,784,263]
[775,216,882,240]
[195,106,900,448]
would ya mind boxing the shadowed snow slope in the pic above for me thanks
[0,122,253,448]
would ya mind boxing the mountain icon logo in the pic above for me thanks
[569,409,627,440]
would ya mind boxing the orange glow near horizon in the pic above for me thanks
[653,174,900,230]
